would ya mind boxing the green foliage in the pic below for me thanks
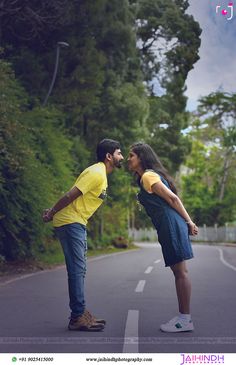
[135,0,201,86]
[0,0,202,260]
[181,92,236,225]
[145,96,191,172]
[133,0,201,172]
[181,141,218,225]
[0,59,74,260]
[92,82,149,147]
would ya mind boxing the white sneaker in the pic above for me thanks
[160,316,194,333]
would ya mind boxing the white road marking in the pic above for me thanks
[123,310,139,353]
[135,280,146,292]
[144,266,153,274]
[154,259,161,264]
[217,248,236,272]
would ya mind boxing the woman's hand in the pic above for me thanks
[151,182,199,237]
[187,221,198,236]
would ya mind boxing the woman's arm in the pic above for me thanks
[151,181,198,235]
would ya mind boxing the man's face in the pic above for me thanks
[112,149,124,168]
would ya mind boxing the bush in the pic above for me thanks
[0,59,74,260]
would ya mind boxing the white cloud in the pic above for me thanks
[185,0,236,110]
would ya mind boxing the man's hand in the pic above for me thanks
[42,187,82,224]
[42,208,54,223]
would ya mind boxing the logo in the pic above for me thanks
[98,190,107,200]
[216,2,234,20]
[180,354,224,365]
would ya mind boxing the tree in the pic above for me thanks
[0,1,204,255]
[198,92,236,202]
[132,0,202,172]
[181,92,236,225]
[0,0,69,44]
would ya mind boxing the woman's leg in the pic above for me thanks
[160,260,193,332]
[170,260,191,314]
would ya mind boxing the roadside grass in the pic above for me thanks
[0,241,138,278]
[38,239,138,266]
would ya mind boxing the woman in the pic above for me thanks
[127,142,198,333]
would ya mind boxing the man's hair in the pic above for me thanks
[96,139,121,162]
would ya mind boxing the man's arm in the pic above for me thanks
[42,186,82,223]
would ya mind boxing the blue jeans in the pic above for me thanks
[55,223,87,318]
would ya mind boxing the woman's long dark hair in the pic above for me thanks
[131,142,177,194]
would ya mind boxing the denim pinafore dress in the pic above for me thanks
[138,174,193,267]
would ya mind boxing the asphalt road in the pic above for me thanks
[0,242,236,354]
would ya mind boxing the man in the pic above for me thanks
[42,139,123,331]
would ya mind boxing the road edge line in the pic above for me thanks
[217,247,236,272]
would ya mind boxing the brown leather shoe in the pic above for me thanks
[84,309,106,325]
[68,313,105,331]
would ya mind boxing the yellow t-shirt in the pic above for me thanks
[53,162,107,227]
[141,170,161,193]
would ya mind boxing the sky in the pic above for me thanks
[185,0,236,111]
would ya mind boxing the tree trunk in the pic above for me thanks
[219,153,231,201]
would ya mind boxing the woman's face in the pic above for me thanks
[127,150,141,172]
